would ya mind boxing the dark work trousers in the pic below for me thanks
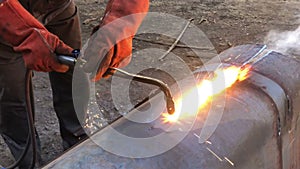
[0,1,87,168]
[0,59,42,168]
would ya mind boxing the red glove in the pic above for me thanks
[83,0,149,81]
[0,0,73,72]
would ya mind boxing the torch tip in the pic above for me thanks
[167,99,176,115]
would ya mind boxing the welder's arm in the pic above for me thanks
[83,0,149,81]
[0,0,73,72]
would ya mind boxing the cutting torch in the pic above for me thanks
[57,51,175,115]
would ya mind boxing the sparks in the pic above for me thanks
[162,65,251,123]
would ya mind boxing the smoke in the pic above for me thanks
[264,26,300,57]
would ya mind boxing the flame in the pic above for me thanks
[162,65,251,123]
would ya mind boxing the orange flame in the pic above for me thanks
[162,65,251,123]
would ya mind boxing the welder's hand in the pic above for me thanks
[82,0,149,81]
[0,0,73,72]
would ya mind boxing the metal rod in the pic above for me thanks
[133,36,215,51]
[159,18,194,61]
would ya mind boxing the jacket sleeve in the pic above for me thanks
[0,0,72,72]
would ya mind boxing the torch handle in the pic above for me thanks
[57,55,77,66]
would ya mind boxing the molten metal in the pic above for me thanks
[162,65,251,123]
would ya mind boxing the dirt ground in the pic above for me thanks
[1,0,300,167]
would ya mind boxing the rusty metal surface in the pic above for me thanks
[43,45,300,169]
[204,44,300,169]
[253,51,300,123]
[252,52,300,169]
[44,85,281,169]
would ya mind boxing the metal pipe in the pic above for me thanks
[46,45,300,169]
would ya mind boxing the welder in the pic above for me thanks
[0,0,149,168]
